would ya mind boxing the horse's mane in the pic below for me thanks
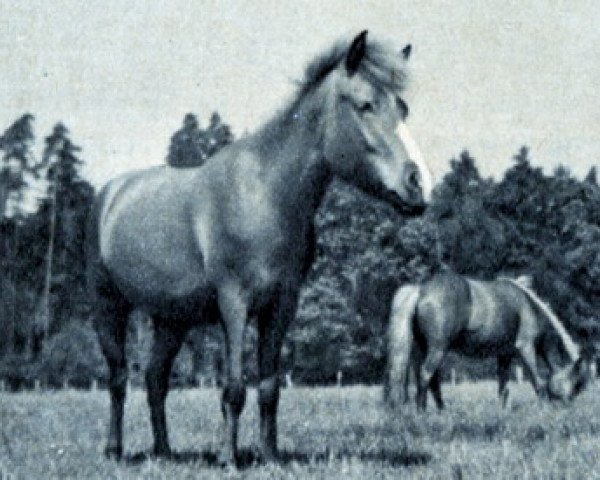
[254,34,408,148]
[512,274,533,289]
[501,276,580,361]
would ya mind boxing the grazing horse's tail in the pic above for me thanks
[384,284,420,408]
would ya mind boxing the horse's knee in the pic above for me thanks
[223,382,246,416]
[110,367,128,394]
[145,367,158,391]
[420,368,435,387]
[145,365,171,396]
[258,377,280,414]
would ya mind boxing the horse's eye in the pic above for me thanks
[359,101,374,113]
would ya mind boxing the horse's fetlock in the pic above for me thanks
[223,382,246,414]
[110,368,128,391]
[259,377,280,409]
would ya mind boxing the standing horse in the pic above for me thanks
[87,31,432,464]
[384,272,589,411]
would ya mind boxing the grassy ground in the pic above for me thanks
[1,381,600,479]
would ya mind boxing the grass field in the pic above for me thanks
[1,381,600,479]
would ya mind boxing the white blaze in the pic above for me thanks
[396,122,433,202]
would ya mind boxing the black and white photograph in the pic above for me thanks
[0,1,599,477]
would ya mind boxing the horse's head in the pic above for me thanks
[547,356,590,403]
[318,31,432,214]
[543,334,590,402]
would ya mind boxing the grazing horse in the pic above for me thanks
[384,272,589,411]
[87,31,432,464]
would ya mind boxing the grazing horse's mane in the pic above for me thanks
[256,34,409,147]
[500,276,580,361]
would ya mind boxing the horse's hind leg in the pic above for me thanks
[497,355,512,408]
[430,369,444,410]
[146,320,188,457]
[93,295,131,459]
[417,345,445,411]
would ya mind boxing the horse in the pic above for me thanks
[87,30,433,465]
[384,272,590,411]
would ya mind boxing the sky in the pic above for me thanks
[1,0,599,188]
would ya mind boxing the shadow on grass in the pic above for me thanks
[449,421,505,441]
[124,447,431,470]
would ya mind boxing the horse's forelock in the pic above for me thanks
[301,36,408,95]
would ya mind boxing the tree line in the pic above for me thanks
[0,111,598,389]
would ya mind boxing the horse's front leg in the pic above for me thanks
[417,345,445,411]
[497,354,512,408]
[256,288,297,462]
[516,340,546,398]
[218,282,249,466]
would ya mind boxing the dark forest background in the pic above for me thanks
[1,112,599,390]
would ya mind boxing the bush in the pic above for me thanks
[36,320,106,388]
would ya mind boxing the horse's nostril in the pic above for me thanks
[406,168,421,190]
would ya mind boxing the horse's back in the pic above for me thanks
[415,273,525,354]
[429,276,524,355]
[415,273,471,343]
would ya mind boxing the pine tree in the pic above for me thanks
[0,114,36,356]
[166,112,233,168]
[584,166,598,186]
[32,123,93,357]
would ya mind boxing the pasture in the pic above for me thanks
[1,382,599,479]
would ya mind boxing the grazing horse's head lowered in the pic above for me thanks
[294,30,431,213]
[384,272,590,411]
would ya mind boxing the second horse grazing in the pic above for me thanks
[385,272,589,410]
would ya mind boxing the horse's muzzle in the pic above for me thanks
[383,189,427,216]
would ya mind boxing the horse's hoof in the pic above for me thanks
[104,445,123,461]
[152,445,172,459]
[217,449,237,468]
[260,448,279,464]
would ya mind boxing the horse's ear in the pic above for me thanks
[401,44,412,60]
[346,30,368,75]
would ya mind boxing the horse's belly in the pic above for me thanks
[107,252,204,299]
[101,209,208,308]
[454,330,516,357]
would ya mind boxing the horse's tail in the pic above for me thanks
[503,277,580,361]
[384,283,421,408]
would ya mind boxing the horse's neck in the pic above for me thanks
[253,97,332,224]
[542,332,570,370]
